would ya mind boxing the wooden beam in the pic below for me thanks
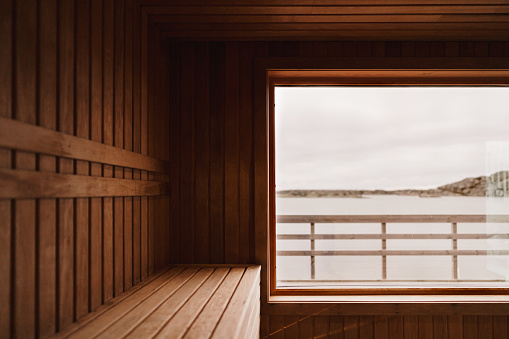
[0,169,169,199]
[0,117,169,172]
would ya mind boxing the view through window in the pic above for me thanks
[275,86,509,290]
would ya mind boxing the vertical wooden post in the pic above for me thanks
[452,222,458,280]
[382,222,387,280]
[310,223,315,280]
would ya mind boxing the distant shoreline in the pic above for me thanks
[276,189,467,198]
[277,172,509,198]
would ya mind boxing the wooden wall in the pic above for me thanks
[167,40,509,338]
[261,314,509,339]
[0,0,170,337]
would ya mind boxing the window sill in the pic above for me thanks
[269,295,509,303]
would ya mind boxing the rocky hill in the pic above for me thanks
[277,171,509,198]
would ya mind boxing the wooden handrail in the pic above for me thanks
[276,214,509,282]
[276,214,509,223]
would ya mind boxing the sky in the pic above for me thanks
[275,87,509,191]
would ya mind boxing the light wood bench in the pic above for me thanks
[50,265,261,339]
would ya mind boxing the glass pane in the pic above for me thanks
[275,86,509,289]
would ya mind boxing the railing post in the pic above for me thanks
[452,222,458,279]
[311,222,315,280]
[382,222,387,280]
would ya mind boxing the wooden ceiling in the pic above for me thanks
[141,0,509,41]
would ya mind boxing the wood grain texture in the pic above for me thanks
[14,1,37,337]
[0,169,169,198]
[0,0,12,332]
[0,117,169,173]
[38,0,58,335]
[1,1,171,336]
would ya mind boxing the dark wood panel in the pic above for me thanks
[14,1,37,337]
[141,0,509,5]
[38,0,58,335]
[57,0,75,329]
[75,0,91,324]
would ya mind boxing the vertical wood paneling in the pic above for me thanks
[123,11,134,289]
[90,0,104,312]
[359,316,373,339]
[102,0,115,304]
[478,316,493,339]
[224,42,240,264]
[448,315,463,339]
[57,0,75,329]
[209,42,226,263]
[463,315,478,339]
[433,316,448,339]
[239,42,254,264]
[270,315,285,339]
[38,0,58,336]
[14,0,37,337]
[2,1,170,337]
[493,316,508,339]
[169,41,181,265]
[330,316,344,339]
[315,315,329,339]
[284,315,299,338]
[75,0,90,321]
[194,42,211,264]
[344,316,359,339]
[0,0,13,336]
[180,42,196,263]
[418,315,433,339]
[113,0,124,296]
[389,316,404,339]
[299,316,314,339]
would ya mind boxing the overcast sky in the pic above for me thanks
[275,87,509,190]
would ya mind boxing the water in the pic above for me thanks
[276,196,509,286]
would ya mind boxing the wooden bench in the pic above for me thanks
[51,265,261,339]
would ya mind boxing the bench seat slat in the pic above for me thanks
[212,266,261,338]
[182,267,245,339]
[154,268,230,338]
[50,265,260,339]
[125,268,215,338]
[96,267,200,338]
[48,267,175,339]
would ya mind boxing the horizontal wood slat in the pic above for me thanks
[277,250,509,256]
[277,233,509,240]
[0,117,169,172]
[262,302,509,316]
[0,169,169,199]
[152,14,509,24]
[141,0,509,5]
[157,23,509,32]
[162,30,509,40]
[146,6,509,15]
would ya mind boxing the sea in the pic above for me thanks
[276,195,509,286]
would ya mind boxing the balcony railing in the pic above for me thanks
[276,215,509,283]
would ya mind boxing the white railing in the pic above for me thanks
[276,215,509,282]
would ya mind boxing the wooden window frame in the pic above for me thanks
[254,57,509,305]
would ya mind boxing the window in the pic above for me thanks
[265,68,509,297]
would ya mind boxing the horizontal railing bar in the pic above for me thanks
[277,234,509,240]
[277,250,509,256]
[276,215,509,223]
[278,279,507,283]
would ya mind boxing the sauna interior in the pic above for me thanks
[1,1,509,338]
